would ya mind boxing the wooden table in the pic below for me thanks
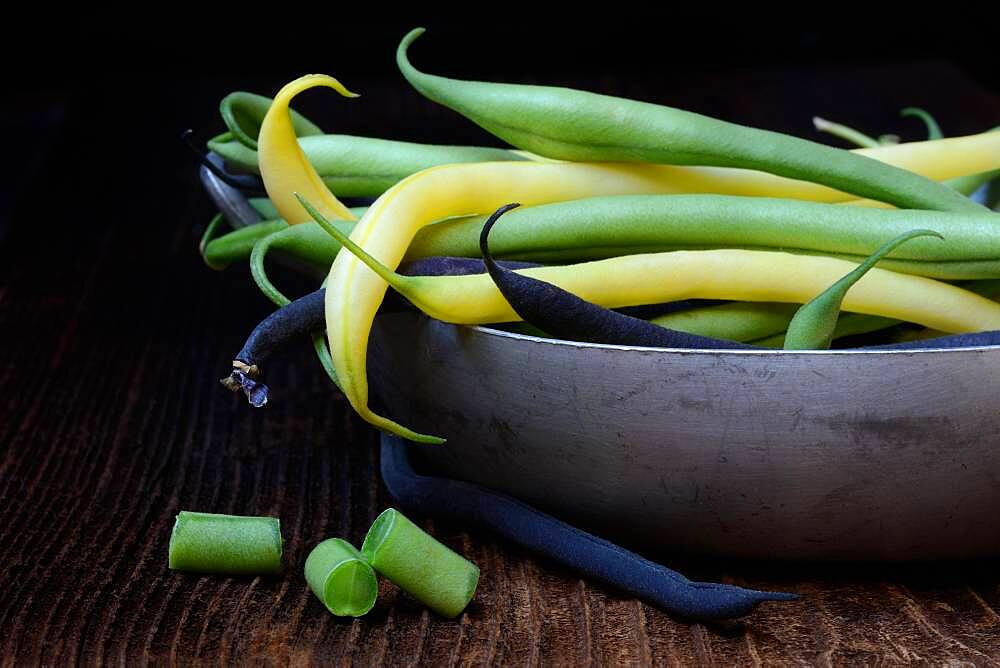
[2,47,999,664]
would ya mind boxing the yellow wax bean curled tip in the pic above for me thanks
[258,74,358,224]
[300,197,1000,443]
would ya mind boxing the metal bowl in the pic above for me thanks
[369,312,1000,561]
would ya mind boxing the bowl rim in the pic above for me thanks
[469,324,1000,356]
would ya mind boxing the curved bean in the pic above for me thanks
[398,29,988,213]
[219,91,323,150]
[203,219,287,271]
[221,289,328,406]
[258,75,359,225]
[901,107,943,140]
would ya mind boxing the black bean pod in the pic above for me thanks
[223,258,543,406]
[479,203,754,350]
[379,435,798,621]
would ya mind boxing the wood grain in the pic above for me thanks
[1,59,999,665]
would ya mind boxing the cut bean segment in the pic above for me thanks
[304,538,378,617]
[167,511,282,575]
[361,508,479,618]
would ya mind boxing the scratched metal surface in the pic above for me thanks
[370,313,1000,561]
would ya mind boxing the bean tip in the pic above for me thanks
[478,202,521,259]
[220,368,270,408]
[398,28,428,66]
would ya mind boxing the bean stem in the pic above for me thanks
[901,107,943,140]
[812,116,880,148]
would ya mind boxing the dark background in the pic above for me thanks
[5,15,999,242]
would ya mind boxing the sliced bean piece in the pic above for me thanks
[361,508,479,618]
[168,511,282,575]
[304,538,378,617]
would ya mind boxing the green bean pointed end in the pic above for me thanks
[784,229,944,350]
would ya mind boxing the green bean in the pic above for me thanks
[406,195,1000,267]
[784,229,942,349]
[650,302,798,342]
[901,107,943,140]
[753,312,903,348]
[248,197,280,220]
[167,511,282,575]
[646,302,902,345]
[209,132,528,199]
[755,277,1000,347]
[212,195,1000,294]
[950,169,1000,200]
[398,28,987,213]
[304,538,378,616]
[203,219,287,270]
[205,165,1000,276]
[817,254,1000,281]
[199,213,227,269]
[812,116,880,148]
[361,508,479,618]
[220,91,324,150]
[212,195,1000,292]
[208,132,259,167]
[251,223,345,305]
